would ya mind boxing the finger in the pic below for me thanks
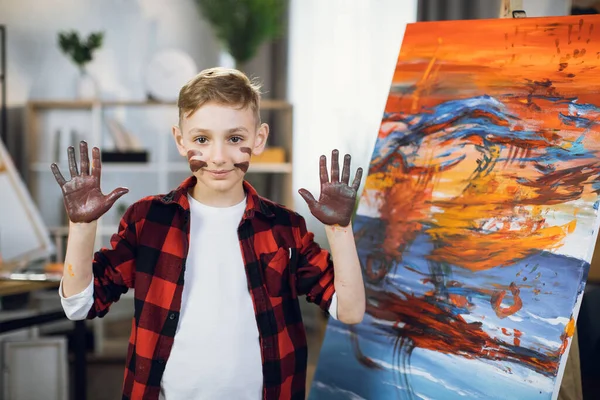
[91,147,101,179]
[105,187,129,207]
[341,154,351,185]
[319,155,329,185]
[298,188,317,208]
[80,141,90,175]
[68,146,78,178]
[351,167,363,192]
[331,149,339,182]
[50,163,66,186]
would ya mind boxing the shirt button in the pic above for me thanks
[158,359,165,364]
[169,313,176,320]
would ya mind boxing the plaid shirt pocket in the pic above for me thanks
[260,247,296,297]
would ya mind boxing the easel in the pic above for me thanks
[499,0,527,18]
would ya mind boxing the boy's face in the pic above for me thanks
[172,102,268,198]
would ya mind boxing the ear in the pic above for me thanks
[172,125,187,157]
[252,123,270,156]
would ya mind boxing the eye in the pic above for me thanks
[230,136,243,144]
[194,137,208,144]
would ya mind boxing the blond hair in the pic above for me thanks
[177,67,262,126]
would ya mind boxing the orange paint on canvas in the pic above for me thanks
[391,18,600,104]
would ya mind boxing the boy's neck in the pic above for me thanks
[189,180,246,208]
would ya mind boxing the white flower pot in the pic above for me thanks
[77,69,98,99]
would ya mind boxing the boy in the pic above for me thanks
[52,67,365,400]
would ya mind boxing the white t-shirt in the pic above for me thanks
[60,195,338,399]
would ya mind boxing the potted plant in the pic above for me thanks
[58,30,104,99]
[194,0,285,70]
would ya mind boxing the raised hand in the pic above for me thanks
[51,141,129,223]
[299,149,363,227]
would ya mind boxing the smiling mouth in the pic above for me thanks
[207,170,232,175]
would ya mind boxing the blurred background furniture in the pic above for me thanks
[0,279,88,400]
[1,25,6,146]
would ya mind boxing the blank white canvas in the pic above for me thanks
[0,140,54,263]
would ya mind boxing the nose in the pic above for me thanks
[210,143,226,166]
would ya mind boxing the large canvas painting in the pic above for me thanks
[310,15,600,400]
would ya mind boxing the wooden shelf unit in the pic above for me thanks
[24,98,295,252]
[27,98,292,110]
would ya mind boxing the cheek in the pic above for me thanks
[232,146,252,172]
[187,149,202,160]
[187,149,208,172]
[233,161,249,173]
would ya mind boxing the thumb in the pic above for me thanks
[105,187,129,207]
[298,188,317,208]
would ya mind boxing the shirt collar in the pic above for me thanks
[159,175,275,219]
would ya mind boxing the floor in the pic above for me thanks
[63,289,600,400]
[70,307,330,400]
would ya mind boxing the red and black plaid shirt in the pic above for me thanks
[88,176,335,399]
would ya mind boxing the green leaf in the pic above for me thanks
[57,30,104,68]
[194,0,285,65]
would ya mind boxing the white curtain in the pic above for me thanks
[287,0,418,246]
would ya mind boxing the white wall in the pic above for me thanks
[0,0,282,241]
[287,0,418,246]
[0,0,222,105]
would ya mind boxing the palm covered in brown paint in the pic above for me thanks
[51,141,128,223]
[299,149,363,227]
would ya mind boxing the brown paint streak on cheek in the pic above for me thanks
[187,149,208,172]
[68,264,75,277]
[189,160,208,173]
[234,147,252,172]
[240,147,252,156]
[234,162,250,173]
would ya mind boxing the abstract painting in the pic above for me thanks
[310,15,600,400]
